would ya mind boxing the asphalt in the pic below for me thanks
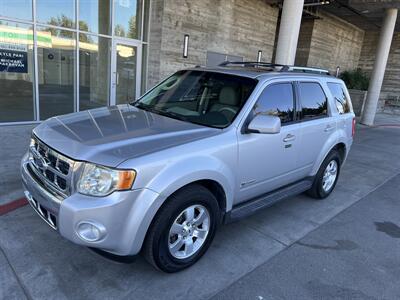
[212,174,400,300]
[0,113,399,300]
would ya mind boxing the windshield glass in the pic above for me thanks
[133,70,257,128]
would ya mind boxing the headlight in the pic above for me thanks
[77,163,136,197]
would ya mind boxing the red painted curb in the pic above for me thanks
[0,198,28,216]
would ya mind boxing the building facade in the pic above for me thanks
[0,0,149,124]
[0,0,399,125]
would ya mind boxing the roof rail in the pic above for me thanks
[219,61,331,75]
[286,66,330,75]
[219,61,286,69]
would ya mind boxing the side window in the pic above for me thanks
[253,83,295,124]
[298,82,328,120]
[327,83,351,114]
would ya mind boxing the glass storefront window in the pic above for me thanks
[115,43,137,104]
[79,0,111,35]
[79,34,110,110]
[0,0,147,124]
[37,27,75,120]
[0,21,35,122]
[114,0,141,39]
[0,0,32,21]
[36,0,75,28]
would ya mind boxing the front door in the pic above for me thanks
[237,82,303,204]
[110,39,142,105]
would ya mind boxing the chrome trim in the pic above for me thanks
[288,66,330,75]
[29,136,75,198]
[22,162,63,204]
[26,162,67,200]
[25,191,57,230]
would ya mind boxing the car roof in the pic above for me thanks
[186,66,340,82]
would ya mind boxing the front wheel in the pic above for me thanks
[307,150,341,199]
[142,184,220,272]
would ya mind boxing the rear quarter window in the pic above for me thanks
[327,82,352,114]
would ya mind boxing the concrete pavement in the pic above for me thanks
[0,124,35,205]
[0,113,399,300]
[212,174,400,300]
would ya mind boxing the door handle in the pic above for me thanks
[324,124,335,132]
[283,134,295,142]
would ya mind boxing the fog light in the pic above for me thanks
[76,221,106,242]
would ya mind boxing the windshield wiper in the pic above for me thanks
[133,102,190,122]
[133,102,157,113]
[132,102,222,128]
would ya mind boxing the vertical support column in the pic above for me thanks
[95,0,112,105]
[361,8,398,126]
[275,0,304,65]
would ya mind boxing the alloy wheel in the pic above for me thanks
[322,160,338,192]
[168,204,210,259]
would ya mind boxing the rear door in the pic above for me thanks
[236,81,304,203]
[296,81,337,176]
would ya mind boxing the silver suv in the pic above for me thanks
[21,62,355,272]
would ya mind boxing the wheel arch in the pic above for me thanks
[190,179,227,213]
[311,138,348,176]
[128,169,233,255]
[333,142,347,164]
[145,179,228,232]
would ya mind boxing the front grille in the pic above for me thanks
[26,192,57,230]
[28,136,75,199]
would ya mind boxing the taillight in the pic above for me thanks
[352,117,356,137]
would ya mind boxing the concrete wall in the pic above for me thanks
[296,12,365,73]
[295,18,314,67]
[358,31,400,111]
[147,0,279,88]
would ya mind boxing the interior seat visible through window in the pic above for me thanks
[210,86,240,122]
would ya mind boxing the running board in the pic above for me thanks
[225,179,313,223]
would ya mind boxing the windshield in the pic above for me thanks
[132,70,257,128]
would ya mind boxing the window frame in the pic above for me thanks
[250,81,298,127]
[295,81,329,122]
[327,82,353,115]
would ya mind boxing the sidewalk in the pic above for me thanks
[0,124,35,205]
[0,113,399,300]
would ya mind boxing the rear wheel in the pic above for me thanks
[307,150,341,199]
[142,184,220,272]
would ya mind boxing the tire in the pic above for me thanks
[142,184,220,272]
[307,150,341,199]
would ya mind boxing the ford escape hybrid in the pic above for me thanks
[21,62,355,272]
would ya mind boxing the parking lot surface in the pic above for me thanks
[213,174,400,300]
[1,114,400,300]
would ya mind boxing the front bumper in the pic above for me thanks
[21,153,162,255]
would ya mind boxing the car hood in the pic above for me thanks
[33,104,219,167]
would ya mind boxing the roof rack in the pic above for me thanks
[285,66,330,75]
[219,61,330,75]
[219,61,287,69]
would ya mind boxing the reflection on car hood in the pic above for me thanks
[33,104,219,167]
